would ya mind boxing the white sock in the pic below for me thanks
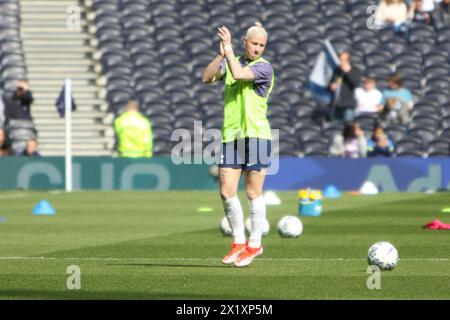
[248,196,266,248]
[222,196,246,244]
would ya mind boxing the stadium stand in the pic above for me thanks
[0,0,37,154]
[0,0,26,92]
[21,0,114,156]
[3,0,449,157]
[83,0,449,157]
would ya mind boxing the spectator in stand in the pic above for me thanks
[17,138,40,157]
[354,76,384,116]
[330,122,367,158]
[408,0,436,25]
[114,100,153,158]
[0,128,10,156]
[367,125,395,157]
[380,74,414,126]
[2,80,34,123]
[436,0,450,23]
[328,52,362,123]
[375,0,409,33]
[420,0,442,11]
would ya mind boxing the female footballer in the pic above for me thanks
[202,22,275,267]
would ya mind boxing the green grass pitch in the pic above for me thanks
[0,190,449,299]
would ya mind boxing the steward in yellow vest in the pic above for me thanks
[114,100,153,158]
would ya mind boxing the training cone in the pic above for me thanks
[323,185,341,198]
[32,200,56,215]
[264,191,281,205]
[359,181,379,195]
[197,207,213,213]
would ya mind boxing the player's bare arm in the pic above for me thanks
[202,42,225,83]
[218,26,255,81]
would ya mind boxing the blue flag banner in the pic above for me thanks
[55,84,76,118]
[308,39,340,105]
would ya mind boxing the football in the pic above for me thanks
[219,217,233,236]
[367,241,399,271]
[245,217,270,236]
[277,215,303,238]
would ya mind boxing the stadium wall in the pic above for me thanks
[1,158,449,192]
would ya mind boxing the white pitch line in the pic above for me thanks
[0,190,64,200]
[0,194,27,200]
[0,257,449,262]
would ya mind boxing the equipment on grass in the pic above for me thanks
[219,217,233,236]
[32,200,56,215]
[208,165,219,179]
[197,207,213,213]
[360,181,379,195]
[277,215,303,238]
[323,185,341,198]
[298,188,323,216]
[424,220,450,230]
[263,191,281,205]
[245,217,270,236]
[367,241,399,270]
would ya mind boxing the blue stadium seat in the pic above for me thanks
[395,138,424,157]
[427,138,450,156]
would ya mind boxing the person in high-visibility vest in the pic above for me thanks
[202,22,275,267]
[114,100,153,158]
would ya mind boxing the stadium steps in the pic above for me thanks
[34,92,104,102]
[21,27,89,34]
[20,0,114,157]
[23,46,94,53]
[39,139,109,146]
[25,59,93,67]
[34,101,106,111]
[29,85,99,93]
[38,130,106,138]
[25,52,93,60]
[20,20,89,28]
[28,74,96,81]
[24,39,90,48]
[42,150,112,156]
[22,33,89,40]
[33,110,106,119]
[28,65,94,73]
[26,78,95,86]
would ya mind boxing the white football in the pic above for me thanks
[219,217,233,236]
[367,241,399,271]
[277,215,303,238]
[245,217,270,236]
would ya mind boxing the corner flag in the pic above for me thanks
[308,39,340,105]
[55,83,77,117]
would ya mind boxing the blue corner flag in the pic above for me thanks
[55,84,76,118]
[308,39,340,105]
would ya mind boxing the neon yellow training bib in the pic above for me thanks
[222,56,275,143]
